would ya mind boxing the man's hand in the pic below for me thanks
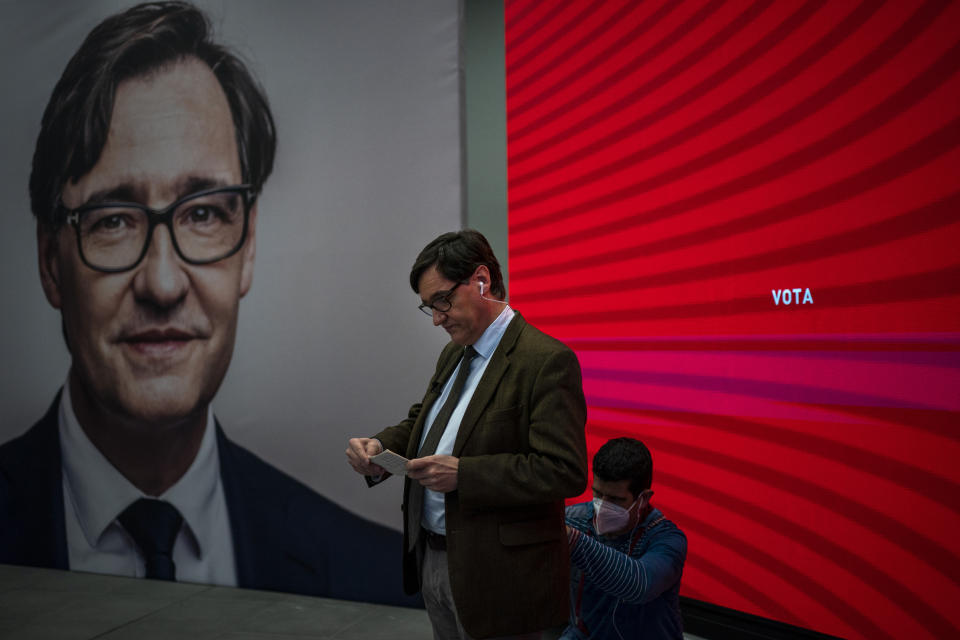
[407,454,459,493]
[346,437,385,476]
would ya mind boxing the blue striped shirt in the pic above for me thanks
[563,502,686,639]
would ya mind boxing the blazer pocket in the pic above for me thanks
[465,405,526,454]
[499,516,562,546]
[484,405,523,426]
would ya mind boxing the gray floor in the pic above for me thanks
[0,564,431,639]
[0,564,706,639]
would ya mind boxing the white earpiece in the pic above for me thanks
[477,280,508,306]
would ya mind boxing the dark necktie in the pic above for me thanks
[118,498,184,581]
[407,345,478,550]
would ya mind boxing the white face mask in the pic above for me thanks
[592,496,639,535]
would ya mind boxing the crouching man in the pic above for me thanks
[562,437,687,640]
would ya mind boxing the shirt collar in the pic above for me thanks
[58,378,222,558]
[471,305,514,360]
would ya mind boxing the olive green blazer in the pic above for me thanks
[374,312,588,638]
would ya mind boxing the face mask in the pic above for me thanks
[592,496,638,535]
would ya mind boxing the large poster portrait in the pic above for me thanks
[1,0,460,605]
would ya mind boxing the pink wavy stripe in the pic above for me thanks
[577,352,960,410]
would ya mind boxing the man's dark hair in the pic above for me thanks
[409,229,505,298]
[30,1,276,228]
[593,437,653,496]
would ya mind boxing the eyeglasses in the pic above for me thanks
[58,184,257,273]
[418,281,466,316]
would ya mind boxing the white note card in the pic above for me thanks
[369,449,410,477]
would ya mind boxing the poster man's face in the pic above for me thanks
[39,58,257,428]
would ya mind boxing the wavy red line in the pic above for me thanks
[653,495,898,639]
[807,405,960,445]
[503,0,547,35]
[507,0,690,122]
[505,1,622,82]
[509,0,758,145]
[510,5,957,239]
[512,85,960,266]
[593,405,960,508]
[512,189,960,294]
[663,485,954,639]
[502,2,574,61]
[509,0,816,166]
[564,337,960,353]
[508,0,866,190]
[680,548,799,624]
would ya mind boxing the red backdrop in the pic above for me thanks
[504,1,960,638]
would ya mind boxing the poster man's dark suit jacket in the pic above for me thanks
[373,312,588,638]
[0,394,420,608]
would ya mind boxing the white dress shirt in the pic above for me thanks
[418,305,515,534]
[59,379,237,585]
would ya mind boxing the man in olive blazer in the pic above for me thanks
[347,230,587,639]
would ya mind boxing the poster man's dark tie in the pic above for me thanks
[407,345,478,551]
[118,498,183,581]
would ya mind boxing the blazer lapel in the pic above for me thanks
[406,343,462,458]
[452,314,526,456]
[216,422,261,588]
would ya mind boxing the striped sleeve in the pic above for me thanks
[568,524,686,605]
